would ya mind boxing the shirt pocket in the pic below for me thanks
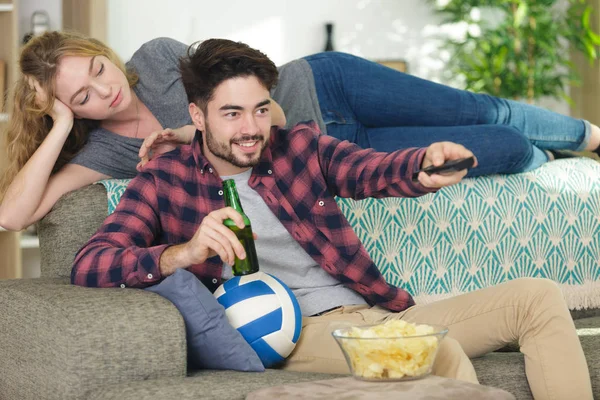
[309,196,361,256]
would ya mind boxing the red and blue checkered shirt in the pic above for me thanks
[72,121,434,311]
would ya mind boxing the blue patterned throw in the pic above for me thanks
[98,158,600,310]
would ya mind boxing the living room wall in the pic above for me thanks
[107,0,450,81]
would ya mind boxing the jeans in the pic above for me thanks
[304,52,591,177]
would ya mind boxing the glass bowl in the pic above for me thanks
[331,321,448,381]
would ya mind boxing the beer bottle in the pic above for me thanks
[222,179,260,276]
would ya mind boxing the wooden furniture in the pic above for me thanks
[62,0,107,42]
[0,0,106,280]
[0,0,20,280]
[376,59,408,74]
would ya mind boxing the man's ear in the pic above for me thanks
[189,103,205,131]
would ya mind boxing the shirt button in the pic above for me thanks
[218,190,223,196]
[267,169,273,175]
[120,284,126,288]
[147,273,153,279]
[209,168,213,173]
[318,200,325,206]
[200,169,204,174]
[212,278,218,284]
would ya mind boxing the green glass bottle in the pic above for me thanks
[222,179,260,276]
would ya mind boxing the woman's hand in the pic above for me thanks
[271,99,287,128]
[417,142,478,189]
[28,77,73,127]
[137,125,195,170]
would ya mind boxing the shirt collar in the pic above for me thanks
[192,128,277,177]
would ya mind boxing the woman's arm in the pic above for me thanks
[0,80,111,231]
[271,99,287,128]
[0,114,109,230]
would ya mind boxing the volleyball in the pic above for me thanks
[213,271,303,367]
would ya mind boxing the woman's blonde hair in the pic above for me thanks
[0,31,138,202]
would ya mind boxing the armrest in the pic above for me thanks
[37,184,109,279]
[0,278,187,400]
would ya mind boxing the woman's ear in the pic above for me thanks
[188,103,205,132]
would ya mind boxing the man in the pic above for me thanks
[72,39,592,399]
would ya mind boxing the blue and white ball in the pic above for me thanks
[213,271,302,367]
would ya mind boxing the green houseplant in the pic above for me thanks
[431,0,600,103]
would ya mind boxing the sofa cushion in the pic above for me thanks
[472,315,600,399]
[146,269,264,372]
[0,277,187,400]
[89,369,335,400]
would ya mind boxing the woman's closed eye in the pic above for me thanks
[80,92,90,105]
[79,92,90,106]
[79,63,104,105]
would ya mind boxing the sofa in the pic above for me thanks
[1,158,599,399]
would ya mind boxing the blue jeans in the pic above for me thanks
[304,52,591,177]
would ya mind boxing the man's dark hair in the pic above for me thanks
[180,39,279,111]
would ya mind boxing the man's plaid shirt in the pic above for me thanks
[72,121,434,311]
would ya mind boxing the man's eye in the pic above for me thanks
[227,112,238,117]
[257,108,269,115]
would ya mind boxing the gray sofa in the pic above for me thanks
[0,183,599,399]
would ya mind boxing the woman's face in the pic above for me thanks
[54,55,132,120]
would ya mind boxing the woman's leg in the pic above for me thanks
[305,52,591,154]
[400,278,593,400]
[364,125,538,176]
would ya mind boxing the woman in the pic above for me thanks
[0,31,598,231]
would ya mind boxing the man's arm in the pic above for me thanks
[71,173,169,288]
[71,173,251,288]
[270,99,287,128]
[316,131,473,200]
[316,133,432,200]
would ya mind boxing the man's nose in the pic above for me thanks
[241,113,259,134]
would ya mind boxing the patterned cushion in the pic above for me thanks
[98,157,600,310]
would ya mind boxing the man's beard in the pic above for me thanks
[205,122,267,168]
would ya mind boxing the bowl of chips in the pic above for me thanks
[332,320,448,381]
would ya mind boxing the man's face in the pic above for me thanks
[200,76,272,176]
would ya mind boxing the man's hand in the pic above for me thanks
[159,207,252,276]
[416,142,478,189]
